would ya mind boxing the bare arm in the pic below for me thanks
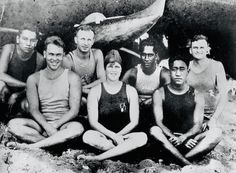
[35,53,45,72]
[117,85,139,135]
[83,49,105,92]
[26,73,56,135]
[209,62,227,126]
[121,68,137,87]
[87,85,117,139]
[153,87,174,138]
[159,67,170,87]
[62,54,73,70]
[53,71,82,128]
[182,92,204,139]
[0,44,26,87]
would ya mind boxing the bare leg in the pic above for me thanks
[79,132,147,161]
[150,126,191,165]
[8,118,45,143]
[83,130,115,151]
[185,127,222,159]
[28,121,84,148]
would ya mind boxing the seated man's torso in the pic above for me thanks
[38,69,70,122]
[162,85,196,134]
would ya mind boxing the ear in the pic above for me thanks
[206,46,211,55]
[91,38,95,46]
[74,36,78,44]
[43,50,46,58]
[16,35,20,44]
[189,48,192,55]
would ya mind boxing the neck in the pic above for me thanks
[141,63,156,75]
[193,56,209,65]
[17,46,34,60]
[44,66,64,79]
[76,48,90,59]
[169,82,189,94]
[106,79,121,86]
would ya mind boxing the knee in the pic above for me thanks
[7,118,25,134]
[67,122,84,139]
[150,126,162,136]
[82,130,96,144]
[209,127,223,140]
[132,132,148,148]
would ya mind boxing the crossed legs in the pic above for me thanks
[79,130,148,161]
[150,126,222,165]
[7,118,84,149]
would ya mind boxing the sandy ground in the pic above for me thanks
[0,100,236,173]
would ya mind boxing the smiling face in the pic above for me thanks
[74,30,95,53]
[140,45,157,69]
[44,44,64,71]
[170,60,188,86]
[190,39,210,60]
[17,29,38,53]
[106,62,122,82]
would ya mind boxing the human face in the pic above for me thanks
[74,30,94,53]
[16,30,38,53]
[190,39,210,60]
[44,44,64,71]
[170,60,188,86]
[106,62,122,82]
[141,46,156,68]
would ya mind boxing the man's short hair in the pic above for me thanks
[169,54,190,68]
[104,49,122,67]
[191,34,209,45]
[74,24,95,36]
[44,36,65,51]
[18,23,39,38]
[139,37,158,54]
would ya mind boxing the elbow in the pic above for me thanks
[130,119,139,129]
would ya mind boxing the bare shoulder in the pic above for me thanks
[36,52,45,63]
[92,48,103,60]
[68,70,80,80]
[129,67,138,76]
[89,83,102,97]
[124,67,137,78]
[125,84,138,100]
[194,90,204,104]
[153,87,164,99]
[161,66,170,73]
[27,71,40,85]
[0,44,15,57]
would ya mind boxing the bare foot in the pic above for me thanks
[77,154,99,161]
[6,142,40,150]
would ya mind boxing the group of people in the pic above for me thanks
[0,23,227,166]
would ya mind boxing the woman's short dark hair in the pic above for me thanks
[104,49,122,67]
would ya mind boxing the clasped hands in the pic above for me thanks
[169,132,198,149]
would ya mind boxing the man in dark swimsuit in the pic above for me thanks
[0,23,45,120]
[151,55,222,165]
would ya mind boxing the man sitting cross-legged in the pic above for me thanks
[7,36,84,149]
[150,55,222,165]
